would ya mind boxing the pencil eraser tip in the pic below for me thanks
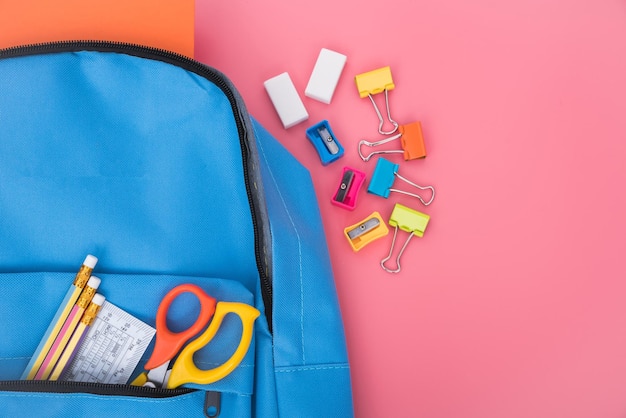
[305,48,347,104]
[264,72,309,129]
[92,293,106,306]
[83,255,98,268]
[87,276,101,289]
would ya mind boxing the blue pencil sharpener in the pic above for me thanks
[305,120,344,165]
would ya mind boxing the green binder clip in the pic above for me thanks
[381,203,430,274]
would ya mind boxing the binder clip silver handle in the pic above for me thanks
[380,226,415,274]
[368,89,399,135]
[391,173,436,206]
[358,132,403,162]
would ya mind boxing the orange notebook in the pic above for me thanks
[0,0,194,58]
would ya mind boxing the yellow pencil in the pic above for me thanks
[21,255,97,380]
[35,276,101,380]
[49,294,105,381]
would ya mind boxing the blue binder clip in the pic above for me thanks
[306,120,344,165]
[367,157,435,206]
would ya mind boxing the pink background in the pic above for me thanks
[196,1,626,417]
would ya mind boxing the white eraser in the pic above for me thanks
[91,293,106,306]
[264,72,309,129]
[86,276,101,289]
[83,254,98,269]
[305,48,347,104]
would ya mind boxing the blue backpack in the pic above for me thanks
[0,41,353,417]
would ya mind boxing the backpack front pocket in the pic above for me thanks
[0,272,257,398]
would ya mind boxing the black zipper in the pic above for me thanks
[0,380,192,398]
[0,40,273,332]
[0,380,221,417]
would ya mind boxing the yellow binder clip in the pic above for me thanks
[381,203,430,274]
[355,66,398,135]
[344,212,389,252]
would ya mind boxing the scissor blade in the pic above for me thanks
[145,361,170,388]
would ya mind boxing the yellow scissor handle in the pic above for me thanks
[130,371,149,387]
[166,301,260,389]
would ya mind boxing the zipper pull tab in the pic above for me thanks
[204,391,221,417]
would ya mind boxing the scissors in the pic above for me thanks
[132,283,260,389]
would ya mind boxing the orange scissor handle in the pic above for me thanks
[144,284,217,370]
[166,301,260,389]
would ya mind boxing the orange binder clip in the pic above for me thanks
[358,122,426,162]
